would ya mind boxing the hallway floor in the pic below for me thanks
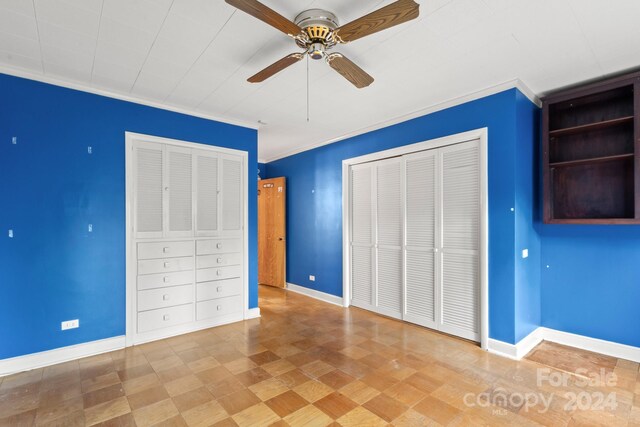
[1,285,638,426]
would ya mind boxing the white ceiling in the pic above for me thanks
[1,0,640,161]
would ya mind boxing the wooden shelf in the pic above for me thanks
[549,153,634,168]
[549,116,634,138]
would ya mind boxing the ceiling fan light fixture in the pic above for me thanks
[308,42,325,60]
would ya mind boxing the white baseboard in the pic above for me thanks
[488,327,640,363]
[0,336,125,377]
[245,307,261,319]
[286,283,344,307]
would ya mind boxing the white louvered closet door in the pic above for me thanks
[439,140,481,342]
[221,154,243,235]
[135,142,164,238]
[375,158,403,319]
[403,150,437,328]
[350,164,375,311]
[166,146,193,237]
[194,150,219,236]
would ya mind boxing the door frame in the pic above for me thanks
[125,132,249,347]
[341,128,489,350]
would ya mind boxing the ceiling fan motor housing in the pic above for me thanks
[294,9,339,56]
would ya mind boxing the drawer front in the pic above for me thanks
[138,304,193,333]
[138,270,194,291]
[138,285,193,312]
[138,241,194,260]
[138,256,194,275]
[196,295,242,321]
[197,278,241,302]
[196,253,242,269]
[197,239,242,255]
[196,265,241,283]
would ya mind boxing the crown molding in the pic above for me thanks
[262,79,540,163]
[0,65,259,130]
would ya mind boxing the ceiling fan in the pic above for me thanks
[225,0,420,88]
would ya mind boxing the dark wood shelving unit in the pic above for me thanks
[542,71,640,224]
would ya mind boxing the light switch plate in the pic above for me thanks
[522,249,529,259]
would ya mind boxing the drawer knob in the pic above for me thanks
[163,276,170,283]
[163,247,170,253]
[216,286,222,292]
[163,314,170,321]
[217,258,223,264]
[164,262,170,268]
[217,305,222,311]
[217,270,222,276]
[163,294,170,301]
[216,243,223,249]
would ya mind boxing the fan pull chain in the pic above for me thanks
[306,54,310,122]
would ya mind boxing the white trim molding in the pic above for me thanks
[0,336,125,377]
[264,79,539,163]
[286,283,344,307]
[245,307,261,319]
[0,66,258,130]
[342,128,490,349]
[488,327,640,363]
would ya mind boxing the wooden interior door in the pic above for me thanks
[258,177,286,287]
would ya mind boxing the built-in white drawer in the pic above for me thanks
[197,239,241,255]
[196,295,242,321]
[138,256,194,275]
[197,278,241,302]
[138,241,194,260]
[137,303,193,333]
[138,284,193,312]
[196,265,241,283]
[197,253,242,269]
[138,270,194,291]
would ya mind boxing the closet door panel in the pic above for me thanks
[166,146,193,237]
[375,159,402,318]
[222,155,243,234]
[440,140,480,342]
[134,142,164,238]
[195,151,219,236]
[350,165,375,310]
[403,151,437,326]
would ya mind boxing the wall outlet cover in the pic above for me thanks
[61,319,79,330]
[522,249,529,259]
[309,275,315,281]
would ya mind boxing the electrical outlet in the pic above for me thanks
[61,319,79,330]
[8,229,13,238]
[87,146,92,154]
[522,249,529,259]
[88,224,93,232]
[11,137,17,145]
[309,275,315,281]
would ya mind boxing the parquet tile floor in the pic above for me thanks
[1,285,638,426]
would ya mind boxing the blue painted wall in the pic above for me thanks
[258,162,268,180]
[0,73,258,360]
[267,88,538,344]
[514,90,542,342]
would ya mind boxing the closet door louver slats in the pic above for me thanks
[350,165,374,309]
[404,151,437,327]
[167,147,193,236]
[375,159,402,318]
[222,157,242,233]
[195,152,218,235]
[440,141,480,341]
[135,145,164,238]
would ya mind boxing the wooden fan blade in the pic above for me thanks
[248,53,304,83]
[327,53,374,89]
[334,0,419,43]
[225,0,301,36]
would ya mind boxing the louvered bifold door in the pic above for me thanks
[350,164,375,311]
[134,142,165,238]
[221,154,243,236]
[439,140,481,342]
[375,158,403,319]
[403,151,438,328]
[166,146,193,237]
[194,150,219,236]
